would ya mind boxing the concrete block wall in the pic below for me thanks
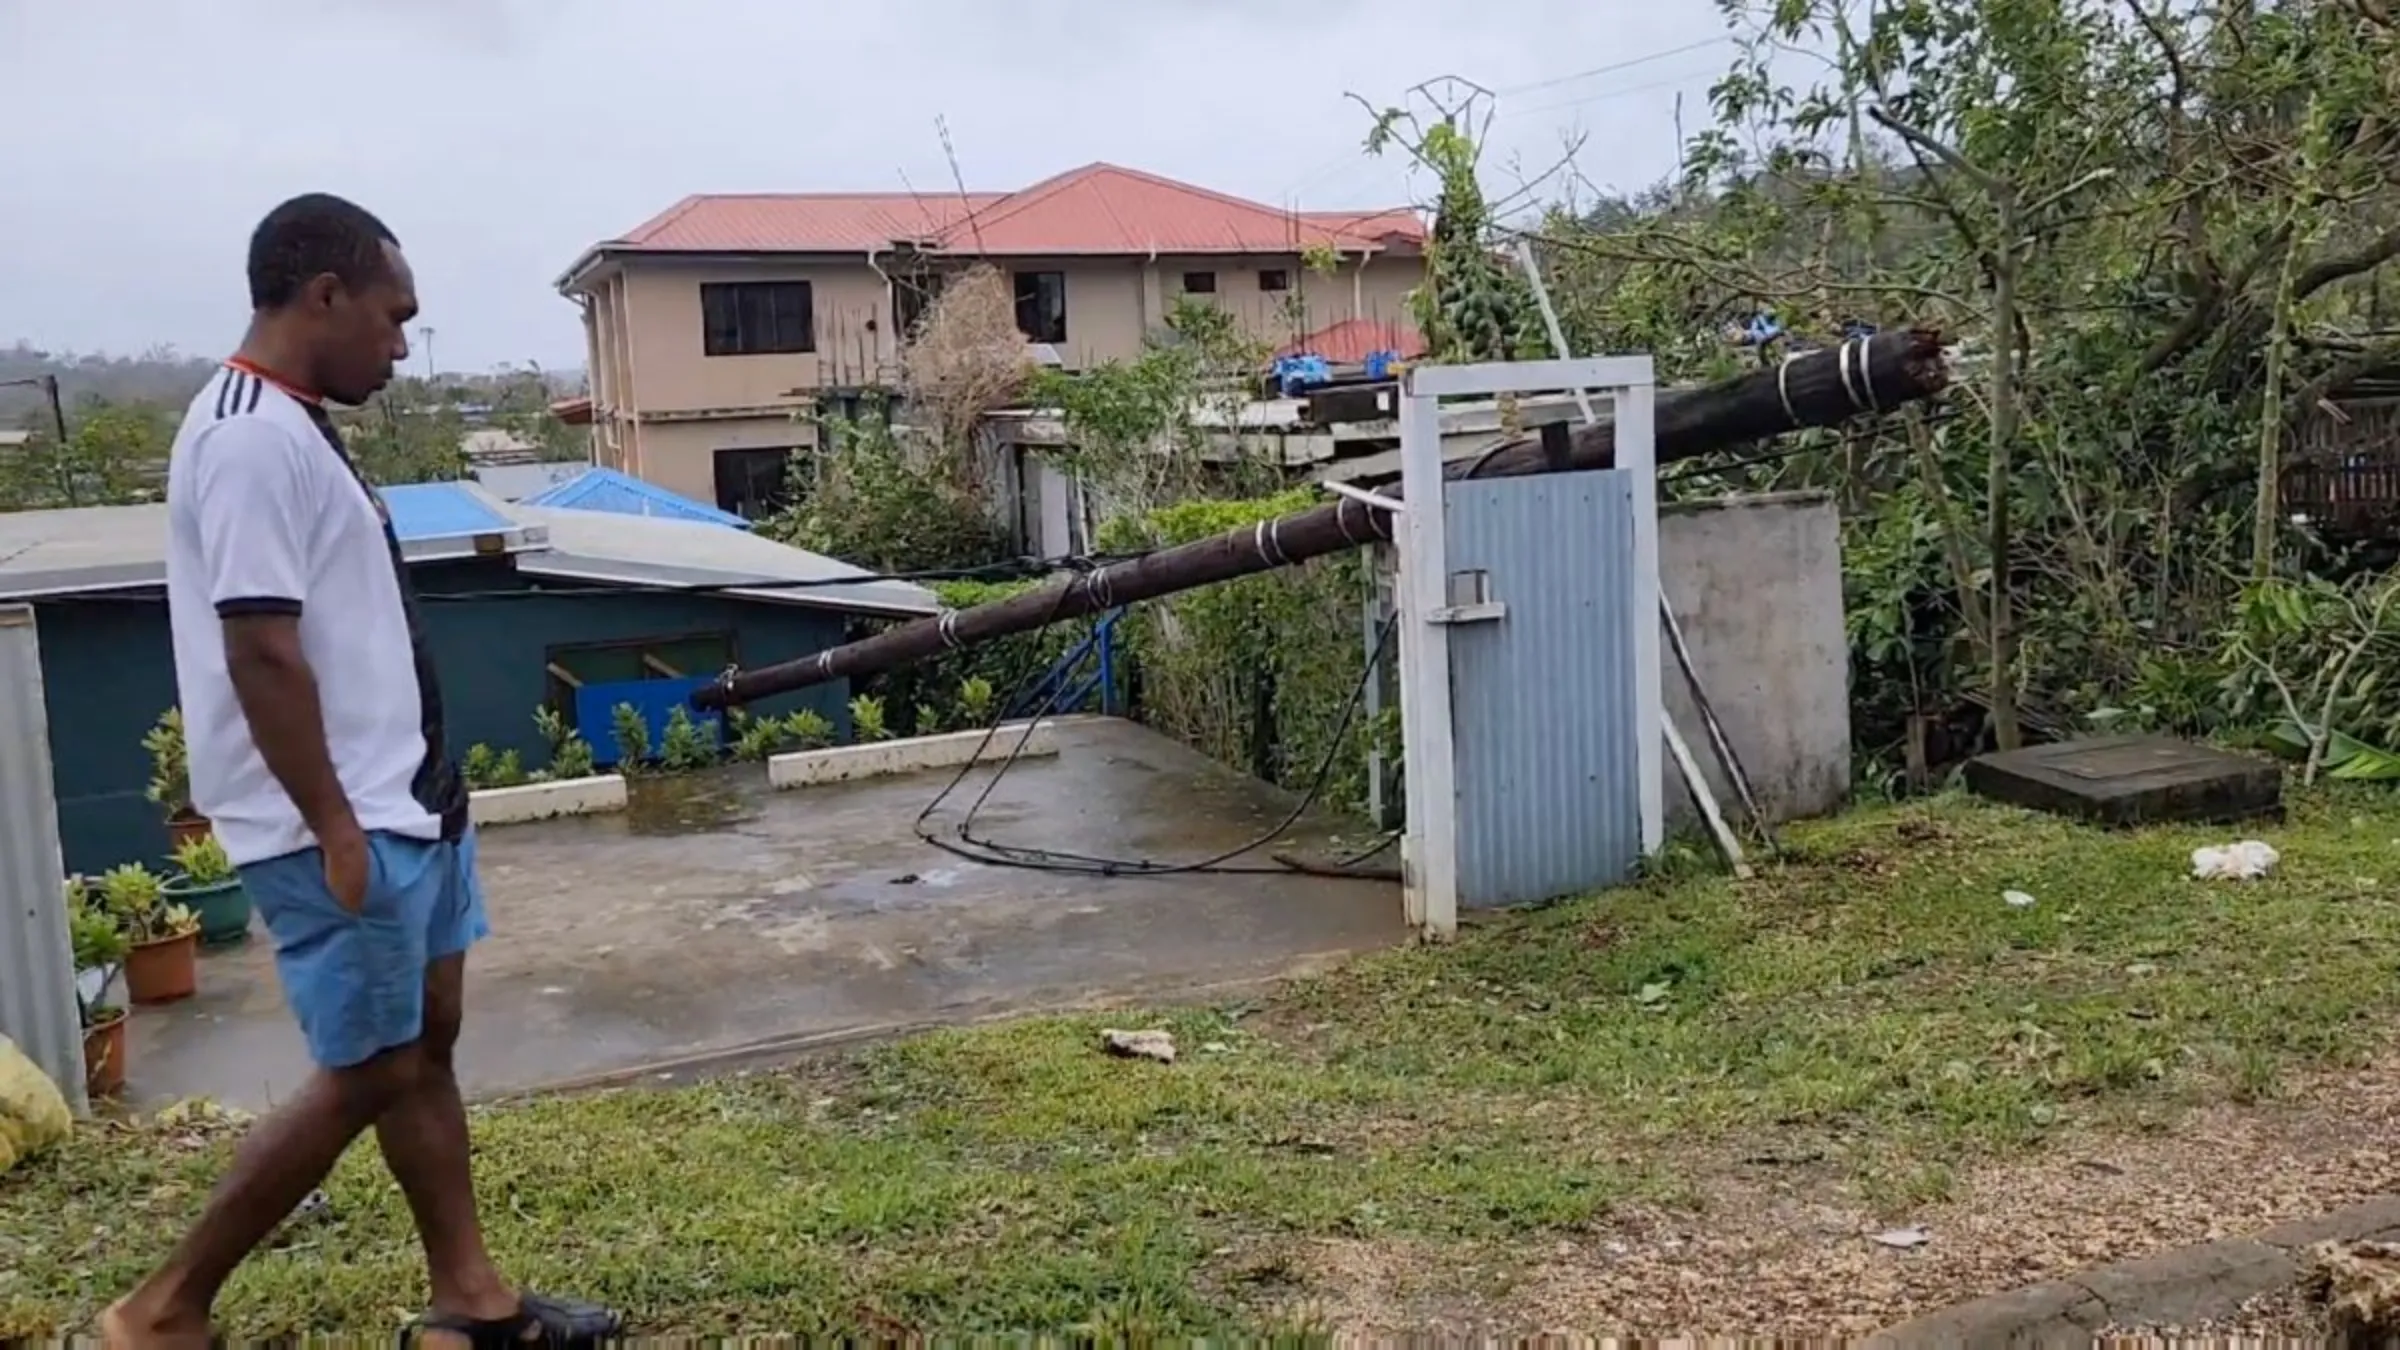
[1658,490,1851,830]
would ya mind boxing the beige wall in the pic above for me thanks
[622,259,899,414]
[572,247,1424,501]
[628,416,816,506]
[1150,254,1419,349]
[1003,252,1423,364]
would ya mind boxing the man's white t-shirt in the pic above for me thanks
[164,363,464,867]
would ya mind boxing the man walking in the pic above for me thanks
[104,194,621,1349]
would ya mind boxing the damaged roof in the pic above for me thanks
[0,482,936,619]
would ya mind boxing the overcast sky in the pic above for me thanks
[0,0,1736,373]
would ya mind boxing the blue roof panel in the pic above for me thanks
[379,483,517,542]
[523,467,751,529]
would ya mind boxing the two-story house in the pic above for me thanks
[555,162,1426,515]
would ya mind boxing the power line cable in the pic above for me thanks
[1491,38,1732,97]
[1271,36,1734,204]
[1504,65,1729,121]
[56,550,1153,605]
[910,603,1398,877]
[904,443,1557,879]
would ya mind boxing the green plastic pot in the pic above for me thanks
[166,874,252,948]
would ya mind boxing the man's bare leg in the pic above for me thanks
[101,1047,424,1347]
[373,953,521,1334]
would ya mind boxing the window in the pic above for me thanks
[894,272,946,337]
[700,280,815,356]
[544,631,737,732]
[1012,271,1068,344]
[1258,269,1291,293]
[713,446,801,519]
[1181,271,1217,294]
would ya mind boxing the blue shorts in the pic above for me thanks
[240,828,492,1070]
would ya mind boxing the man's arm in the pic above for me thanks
[188,421,358,844]
[219,614,356,841]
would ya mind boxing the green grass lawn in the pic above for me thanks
[7,788,2400,1336]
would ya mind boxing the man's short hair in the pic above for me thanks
[246,193,400,311]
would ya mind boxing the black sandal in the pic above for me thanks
[407,1292,624,1348]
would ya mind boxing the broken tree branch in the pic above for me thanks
[2294,224,2400,302]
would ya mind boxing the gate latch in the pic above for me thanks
[1429,569,1506,625]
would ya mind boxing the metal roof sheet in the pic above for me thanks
[621,192,1004,253]
[471,462,590,502]
[1278,317,1428,365]
[381,481,520,541]
[511,506,936,618]
[522,467,751,529]
[0,484,935,619]
[574,164,1424,265]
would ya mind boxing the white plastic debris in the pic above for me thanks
[2002,889,2037,909]
[2191,840,2280,881]
[1871,1225,1933,1250]
[1100,1028,1176,1064]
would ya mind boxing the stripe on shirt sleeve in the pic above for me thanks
[213,596,304,618]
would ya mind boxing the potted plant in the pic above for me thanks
[103,863,200,1005]
[164,833,250,948]
[67,879,131,1097]
[143,708,211,848]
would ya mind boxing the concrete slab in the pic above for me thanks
[120,716,1402,1110]
[1962,735,2283,828]
[1870,1196,2400,1344]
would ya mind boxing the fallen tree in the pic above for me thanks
[694,331,1952,709]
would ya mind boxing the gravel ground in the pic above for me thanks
[1271,1047,2400,1337]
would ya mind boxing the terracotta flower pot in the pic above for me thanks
[83,1010,128,1098]
[166,811,213,850]
[125,930,199,1005]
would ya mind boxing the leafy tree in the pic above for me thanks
[1525,0,2400,770]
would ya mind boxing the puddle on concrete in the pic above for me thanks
[623,770,759,835]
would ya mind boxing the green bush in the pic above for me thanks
[1100,489,1388,814]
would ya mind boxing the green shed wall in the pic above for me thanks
[36,558,859,876]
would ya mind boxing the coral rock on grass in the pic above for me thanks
[1100,1028,1176,1064]
[0,1035,72,1175]
[2305,1239,2400,1348]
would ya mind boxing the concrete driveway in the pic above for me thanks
[123,717,1404,1108]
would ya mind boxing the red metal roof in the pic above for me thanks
[934,164,1414,255]
[582,164,1421,265]
[1278,317,1427,365]
[1299,208,1427,245]
[619,192,1007,253]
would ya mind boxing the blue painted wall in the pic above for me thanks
[36,558,856,875]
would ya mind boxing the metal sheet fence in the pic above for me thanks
[0,603,87,1112]
[1443,471,1644,908]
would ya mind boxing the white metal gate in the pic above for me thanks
[1393,358,1664,938]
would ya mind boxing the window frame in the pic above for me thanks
[712,445,806,520]
[543,629,740,730]
[1012,270,1069,344]
[699,280,817,357]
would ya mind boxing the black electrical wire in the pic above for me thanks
[417,549,1148,603]
[55,550,1150,605]
[910,588,1400,878]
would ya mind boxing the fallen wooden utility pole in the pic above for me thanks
[693,331,1951,709]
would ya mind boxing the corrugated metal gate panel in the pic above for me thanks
[1444,472,1642,908]
[0,604,86,1111]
